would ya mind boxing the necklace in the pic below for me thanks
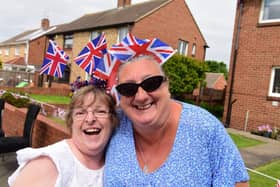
[137,139,149,173]
[135,127,167,174]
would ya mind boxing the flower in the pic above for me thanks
[257,124,272,133]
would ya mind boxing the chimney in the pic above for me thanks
[41,18,50,30]
[117,0,131,8]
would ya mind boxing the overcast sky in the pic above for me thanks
[0,0,237,66]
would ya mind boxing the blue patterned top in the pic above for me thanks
[104,102,249,186]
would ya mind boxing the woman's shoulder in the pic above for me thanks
[10,156,58,187]
[179,101,224,132]
[10,140,75,186]
[22,156,57,175]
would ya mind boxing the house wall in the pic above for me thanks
[2,103,70,148]
[28,36,48,66]
[214,75,227,90]
[0,43,26,62]
[132,0,206,60]
[54,28,118,83]
[223,0,280,131]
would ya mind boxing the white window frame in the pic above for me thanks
[192,44,196,56]
[15,46,19,56]
[117,27,128,43]
[259,0,280,23]
[63,34,73,49]
[5,48,9,56]
[90,31,102,40]
[178,40,188,56]
[268,66,280,97]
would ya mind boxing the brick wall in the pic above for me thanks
[28,36,48,66]
[2,103,70,148]
[132,0,206,61]
[223,0,280,131]
[0,85,70,96]
[54,28,118,82]
[0,43,26,63]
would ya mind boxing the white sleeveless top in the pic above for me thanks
[8,140,103,187]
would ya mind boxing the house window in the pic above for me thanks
[192,44,196,56]
[259,0,280,23]
[118,27,128,43]
[5,48,9,56]
[178,40,188,56]
[91,31,102,40]
[268,67,280,97]
[64,34,73,49]
[15,46,19,56]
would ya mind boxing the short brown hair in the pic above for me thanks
[65,86,119,132]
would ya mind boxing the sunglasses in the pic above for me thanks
[116,75,167,97]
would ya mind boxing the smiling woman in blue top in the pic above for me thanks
[104,55,249,187]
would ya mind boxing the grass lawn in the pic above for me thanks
[29,94,71,104]
[29,94,69,126]
[229,133,280,186]
[229,132,264,148]
[249,160,280,187]
[49,116,66,126]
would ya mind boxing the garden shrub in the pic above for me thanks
[251,124,280,140]
[199,101,224,119]
[1,91,30,108]
[163,54,207,98]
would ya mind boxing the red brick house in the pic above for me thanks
[0,18,55,71]
[204,73,227,90]
[47,0,208,82]
[223,0,280,131]
[193,73,227,95]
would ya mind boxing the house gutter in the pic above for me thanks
[225,0,244,128]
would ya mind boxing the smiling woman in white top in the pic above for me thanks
[8,85,119,187]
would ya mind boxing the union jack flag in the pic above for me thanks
[93,53,122,104]
[109,33,176,65]
[74,33,107,75]
[40,40,69,78]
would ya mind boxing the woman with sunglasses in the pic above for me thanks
[9,86,118,187]
[104,55,249,186]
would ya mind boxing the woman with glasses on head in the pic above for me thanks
[104,55,249,187]
[9,86,118,187]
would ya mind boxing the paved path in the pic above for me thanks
[227,128,280,169]
[0,128,279,186]
[0,153,17,187]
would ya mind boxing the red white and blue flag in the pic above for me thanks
[40,40,69,78]
[93,53,121,104]
[74,33,107,75]
[109,33,176,65]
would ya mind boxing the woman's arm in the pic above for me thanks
[11,156,58,187]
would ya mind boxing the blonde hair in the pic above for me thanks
[117,55,165,82]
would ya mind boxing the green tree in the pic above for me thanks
[163,54,207,98]
[205,60,228,79]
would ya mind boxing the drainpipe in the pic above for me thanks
[225,0,244,128]
[25,41,29,65]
